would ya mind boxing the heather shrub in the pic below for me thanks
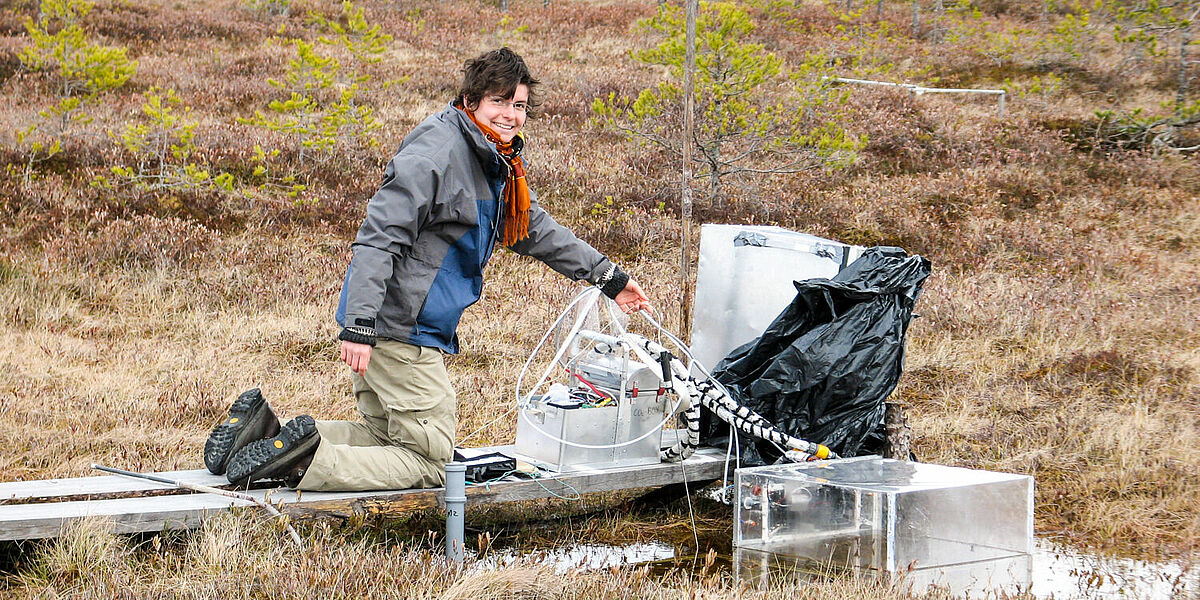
[845,88,958,174]
[87,0,272,47]
[45,214,215,268]
[573,197,677,262]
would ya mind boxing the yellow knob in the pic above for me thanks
[274,440,284,449]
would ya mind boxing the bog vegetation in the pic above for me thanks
[0,0,1196,597]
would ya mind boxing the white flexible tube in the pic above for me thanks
[514,288,681,450]
[513,288,836,461]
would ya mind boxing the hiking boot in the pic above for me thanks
[226,415,321,488]
[204,388,281,475]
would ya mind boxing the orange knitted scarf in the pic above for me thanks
[460,106,531,246]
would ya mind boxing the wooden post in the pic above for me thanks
[911,0,920,38]
[884,401,912,460]
[1177,18,1193,113]
[680,0,697,342]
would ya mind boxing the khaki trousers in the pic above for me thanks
[297,340,456,491]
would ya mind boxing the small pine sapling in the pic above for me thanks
[593,1,865,197]
[241,38,380,170]
[309,1,393,65]
[15,0,136,182]
[98,88,234,193]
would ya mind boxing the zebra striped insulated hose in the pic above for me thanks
[620,335,837,464]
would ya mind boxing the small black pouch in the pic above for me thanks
[452,448,517,482]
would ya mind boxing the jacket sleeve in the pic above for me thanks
[507,194,620,289]
[341,155,440,336]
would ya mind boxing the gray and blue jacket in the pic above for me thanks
[336,103,627,354]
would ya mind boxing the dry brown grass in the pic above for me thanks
[0,0,1197,596]
[6,510,960,600]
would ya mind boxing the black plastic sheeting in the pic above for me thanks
[700,246,931,464]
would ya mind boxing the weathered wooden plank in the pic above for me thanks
[0,447,728,540]
[0,470,231,503]
[0,493,258,541]
[0,433,694,503]
[285,448,727,519]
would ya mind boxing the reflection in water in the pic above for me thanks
[476,538,1196,599]
[1031,540,1198,599]
[475,541,676,575]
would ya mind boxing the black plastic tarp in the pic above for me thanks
[700,246,931,464]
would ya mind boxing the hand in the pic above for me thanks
[340,340,372,376]
[614,278,652,315]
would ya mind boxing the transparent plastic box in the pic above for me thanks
[734,456,1033,595]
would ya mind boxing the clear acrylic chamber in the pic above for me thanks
[734,456,1034,595]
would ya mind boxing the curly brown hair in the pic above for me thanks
[457,47,542,116]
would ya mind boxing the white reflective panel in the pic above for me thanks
[690,224,864,371]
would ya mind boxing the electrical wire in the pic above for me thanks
[514,289,684,450]
[678,456,700,554]
[468,468,582,501]
[458,404,516,447]
[568,369,614,401]
[514,287,833,465]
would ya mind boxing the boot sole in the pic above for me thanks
[204,389,281,475]
[226,415,320,487]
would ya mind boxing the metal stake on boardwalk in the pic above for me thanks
[91,464,303,548]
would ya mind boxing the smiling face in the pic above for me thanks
[466,83,529,144]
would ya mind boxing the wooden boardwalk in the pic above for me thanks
[0,445,729,541]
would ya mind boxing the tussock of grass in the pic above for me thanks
[20,516,129,592]
[8,511,965,600]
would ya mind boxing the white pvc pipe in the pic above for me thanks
[444,462,466,564]
[827,76,1006,117]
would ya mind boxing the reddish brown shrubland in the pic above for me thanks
[45,214,216,268]
[87,0,275,50]
[0,1,1196,590]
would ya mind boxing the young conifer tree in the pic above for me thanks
[15,0,136,181]
[593,1,865,198]
[243,1,384,171]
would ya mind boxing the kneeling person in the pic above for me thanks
[205,47,651,490]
